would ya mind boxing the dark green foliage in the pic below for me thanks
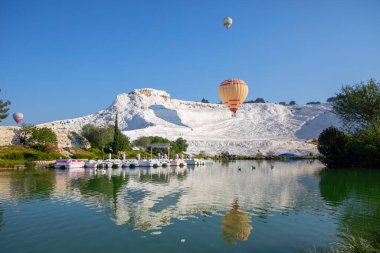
[279,102,286,106]
[348,129,380,167]
[0,89,11,122]
[18,124,58,151]
[19,123,34,145]
[333,79,380,132]
[289,100,296,105]
[111,114,130,154]
[132,136,188,155]
[318,127,350,167]
[201,98,209,103]
[306,101,321,105]
[81,124,114,149]
[132,136,152,148]
[0,146,62,161]
[30,127,57,147]
[319,127,380,168]
[318,79,380,168]
[173,137,188,153]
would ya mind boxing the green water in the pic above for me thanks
[0,160,379,253]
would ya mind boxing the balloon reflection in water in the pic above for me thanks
[221,200,253,244]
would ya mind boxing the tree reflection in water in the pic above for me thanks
[319,169,380,242]
[3,169,56,201]
[221,200,253,244]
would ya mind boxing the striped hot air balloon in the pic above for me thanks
[223,17,233,29]
[219,79,249,117]
[13,112,23,124]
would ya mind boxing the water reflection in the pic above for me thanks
[0,169,55,202]
[221,200,252,244]
[0,205,3,230]
[319,169,380,241]
[1,161,380,245]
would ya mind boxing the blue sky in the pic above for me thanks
[1,0,379,125]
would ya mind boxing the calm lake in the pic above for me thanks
[0,160,379,253]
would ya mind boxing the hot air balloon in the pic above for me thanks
[13,112,23,124]
[223,17,233,29]
[218,79,249,117]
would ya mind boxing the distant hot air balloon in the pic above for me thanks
[223,17,233,29]
[13,112,23,124]
[218,79,249,117]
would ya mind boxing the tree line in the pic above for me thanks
[318,79,380,168]
[81,115,188,156]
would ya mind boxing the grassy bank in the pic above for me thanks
[304,233,380,253]
[0,145,62,161]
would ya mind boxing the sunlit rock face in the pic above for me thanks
[38,88,340,155]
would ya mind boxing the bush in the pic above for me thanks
[132,136,188,155]
[318,127,350,167]
[0,146,61,161]
[18,124,57,148]
[82,124,113,149]
[132,136,152,149]
[319,79,380,168]
[333,79,380,132]
[70,147,98,159]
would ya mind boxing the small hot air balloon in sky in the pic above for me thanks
[13,112,23,124]
[223,17,233,29]
[219,79,249,117]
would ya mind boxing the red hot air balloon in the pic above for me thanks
[13,113,23,124]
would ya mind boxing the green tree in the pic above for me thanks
[201,98,209,103]
[333,79,380,132]
[18,124,57,150]
[132,136,152,149]
[0,89,11,122]
[82,124,114,149]
[318,127,350,167]
[111,114,130,154]
[289,100,296,105]
[174,137,188,153]
[19,123,35,145]
[30,127,57,146]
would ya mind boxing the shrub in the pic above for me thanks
[318,127,350,167]
[132,136,188,155]
[18,124,57,148]
[81,124,114,149]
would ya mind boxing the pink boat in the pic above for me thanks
[54,159,85,169]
